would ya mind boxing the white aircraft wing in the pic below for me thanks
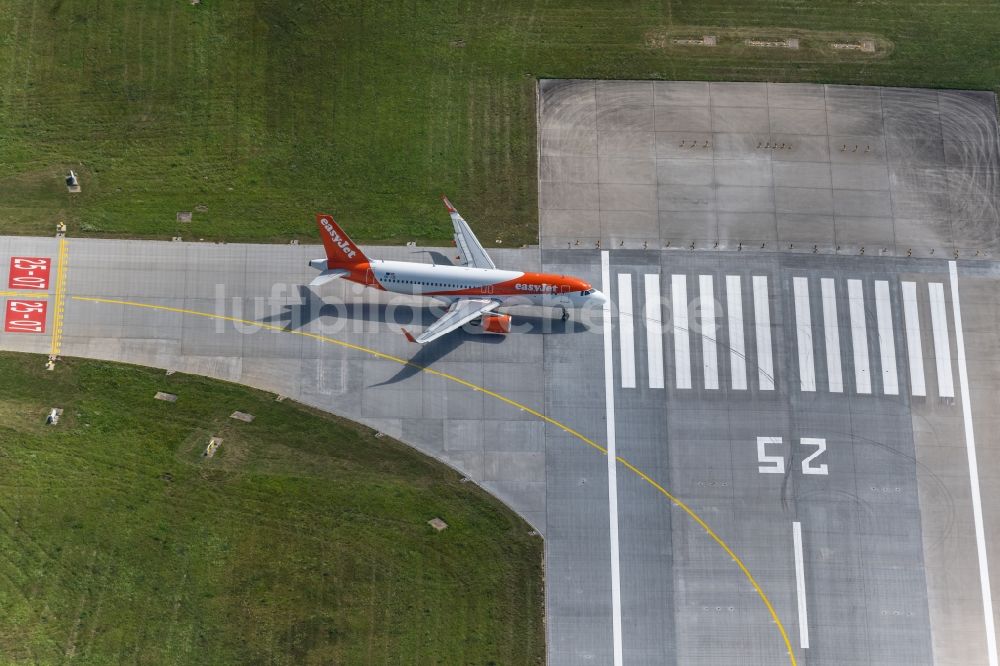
[407,298,500,344]
[442,196,496,270]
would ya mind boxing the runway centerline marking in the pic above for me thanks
[948,261,998,666]
[901,282,926,397]
[72,293,799,666]
[644,274,664,389]
[604,254,625,664]
[792,522,809,650]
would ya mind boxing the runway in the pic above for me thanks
[3,81,1000,665]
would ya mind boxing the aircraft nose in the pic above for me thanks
[592,290,608,305]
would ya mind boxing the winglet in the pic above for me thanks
[402,328,417,344]
[440,195,457,214]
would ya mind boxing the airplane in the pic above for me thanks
[306,196,607,344]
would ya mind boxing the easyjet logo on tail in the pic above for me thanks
[320,217,357,260]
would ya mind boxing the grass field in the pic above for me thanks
[0,353,544,664]
[0,1,998,245]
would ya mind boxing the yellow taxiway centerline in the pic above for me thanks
[72,294,798,666]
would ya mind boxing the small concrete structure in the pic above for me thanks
[177,212,192,223]
[154,392,177,402]
[45,408,63,425]
[229,411,254,423]
[427,518,448,532]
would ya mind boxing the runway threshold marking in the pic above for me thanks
[643,274,664,389]
[820,278,843,393]
[49,238,68,356]
[725,275,748,391]
[847,279,871,394]
[793,277,815,392]
[752,276,775,390]
[949,261,999,666]
[700,275,719,390]
[72,293,800,666]
[901,282,926,397]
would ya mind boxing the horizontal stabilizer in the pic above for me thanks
[309,268,350,287]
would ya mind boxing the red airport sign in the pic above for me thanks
[4,300,47,334]
[8,256,51,290]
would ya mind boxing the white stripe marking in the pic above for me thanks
[700,275,719,390]
[644,274,665,389]
[600,252,624,666]
[672,275,692,389]
[820,278,843,393]
[726,275,747,391]
[848,279,872,394]
[793,277,816,392]
[928,282,955,398]
[617,274,636,389]
[874,281,899,395]
[793,522,810,650]
[752,276,775,390]
[949,261,998,666]
[901,282,926,397]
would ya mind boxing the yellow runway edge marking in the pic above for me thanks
[0,292,51,298]
[49,238,69,356]
[72,294,798,665]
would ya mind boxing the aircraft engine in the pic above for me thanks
[478,313,512,335]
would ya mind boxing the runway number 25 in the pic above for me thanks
[756,437,828,476]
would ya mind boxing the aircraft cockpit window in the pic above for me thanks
[582,288,595,295]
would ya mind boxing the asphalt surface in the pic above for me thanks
[2,82,999,665]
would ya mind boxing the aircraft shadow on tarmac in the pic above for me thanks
[260,286,590,388]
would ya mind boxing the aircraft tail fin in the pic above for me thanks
[316,214,368,266]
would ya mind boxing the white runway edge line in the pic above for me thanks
[617,274,636,389]
[901,282,927,397]
[752,276,775,391]
[874,281,899,395]
[600,252,625,666]
[820,278,844,393]
[726,276,747,391]
[792,522,810,650]
[928,282,955,398]
[700,275,719,390]
[793,277,816,392]
[948,261,999,666]
[672,275,692,389]
[644,274,665,389]
[848,279,872,394]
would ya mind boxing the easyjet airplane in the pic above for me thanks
[307,196,607,344]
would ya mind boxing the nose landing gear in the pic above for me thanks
[560,307,569,321]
